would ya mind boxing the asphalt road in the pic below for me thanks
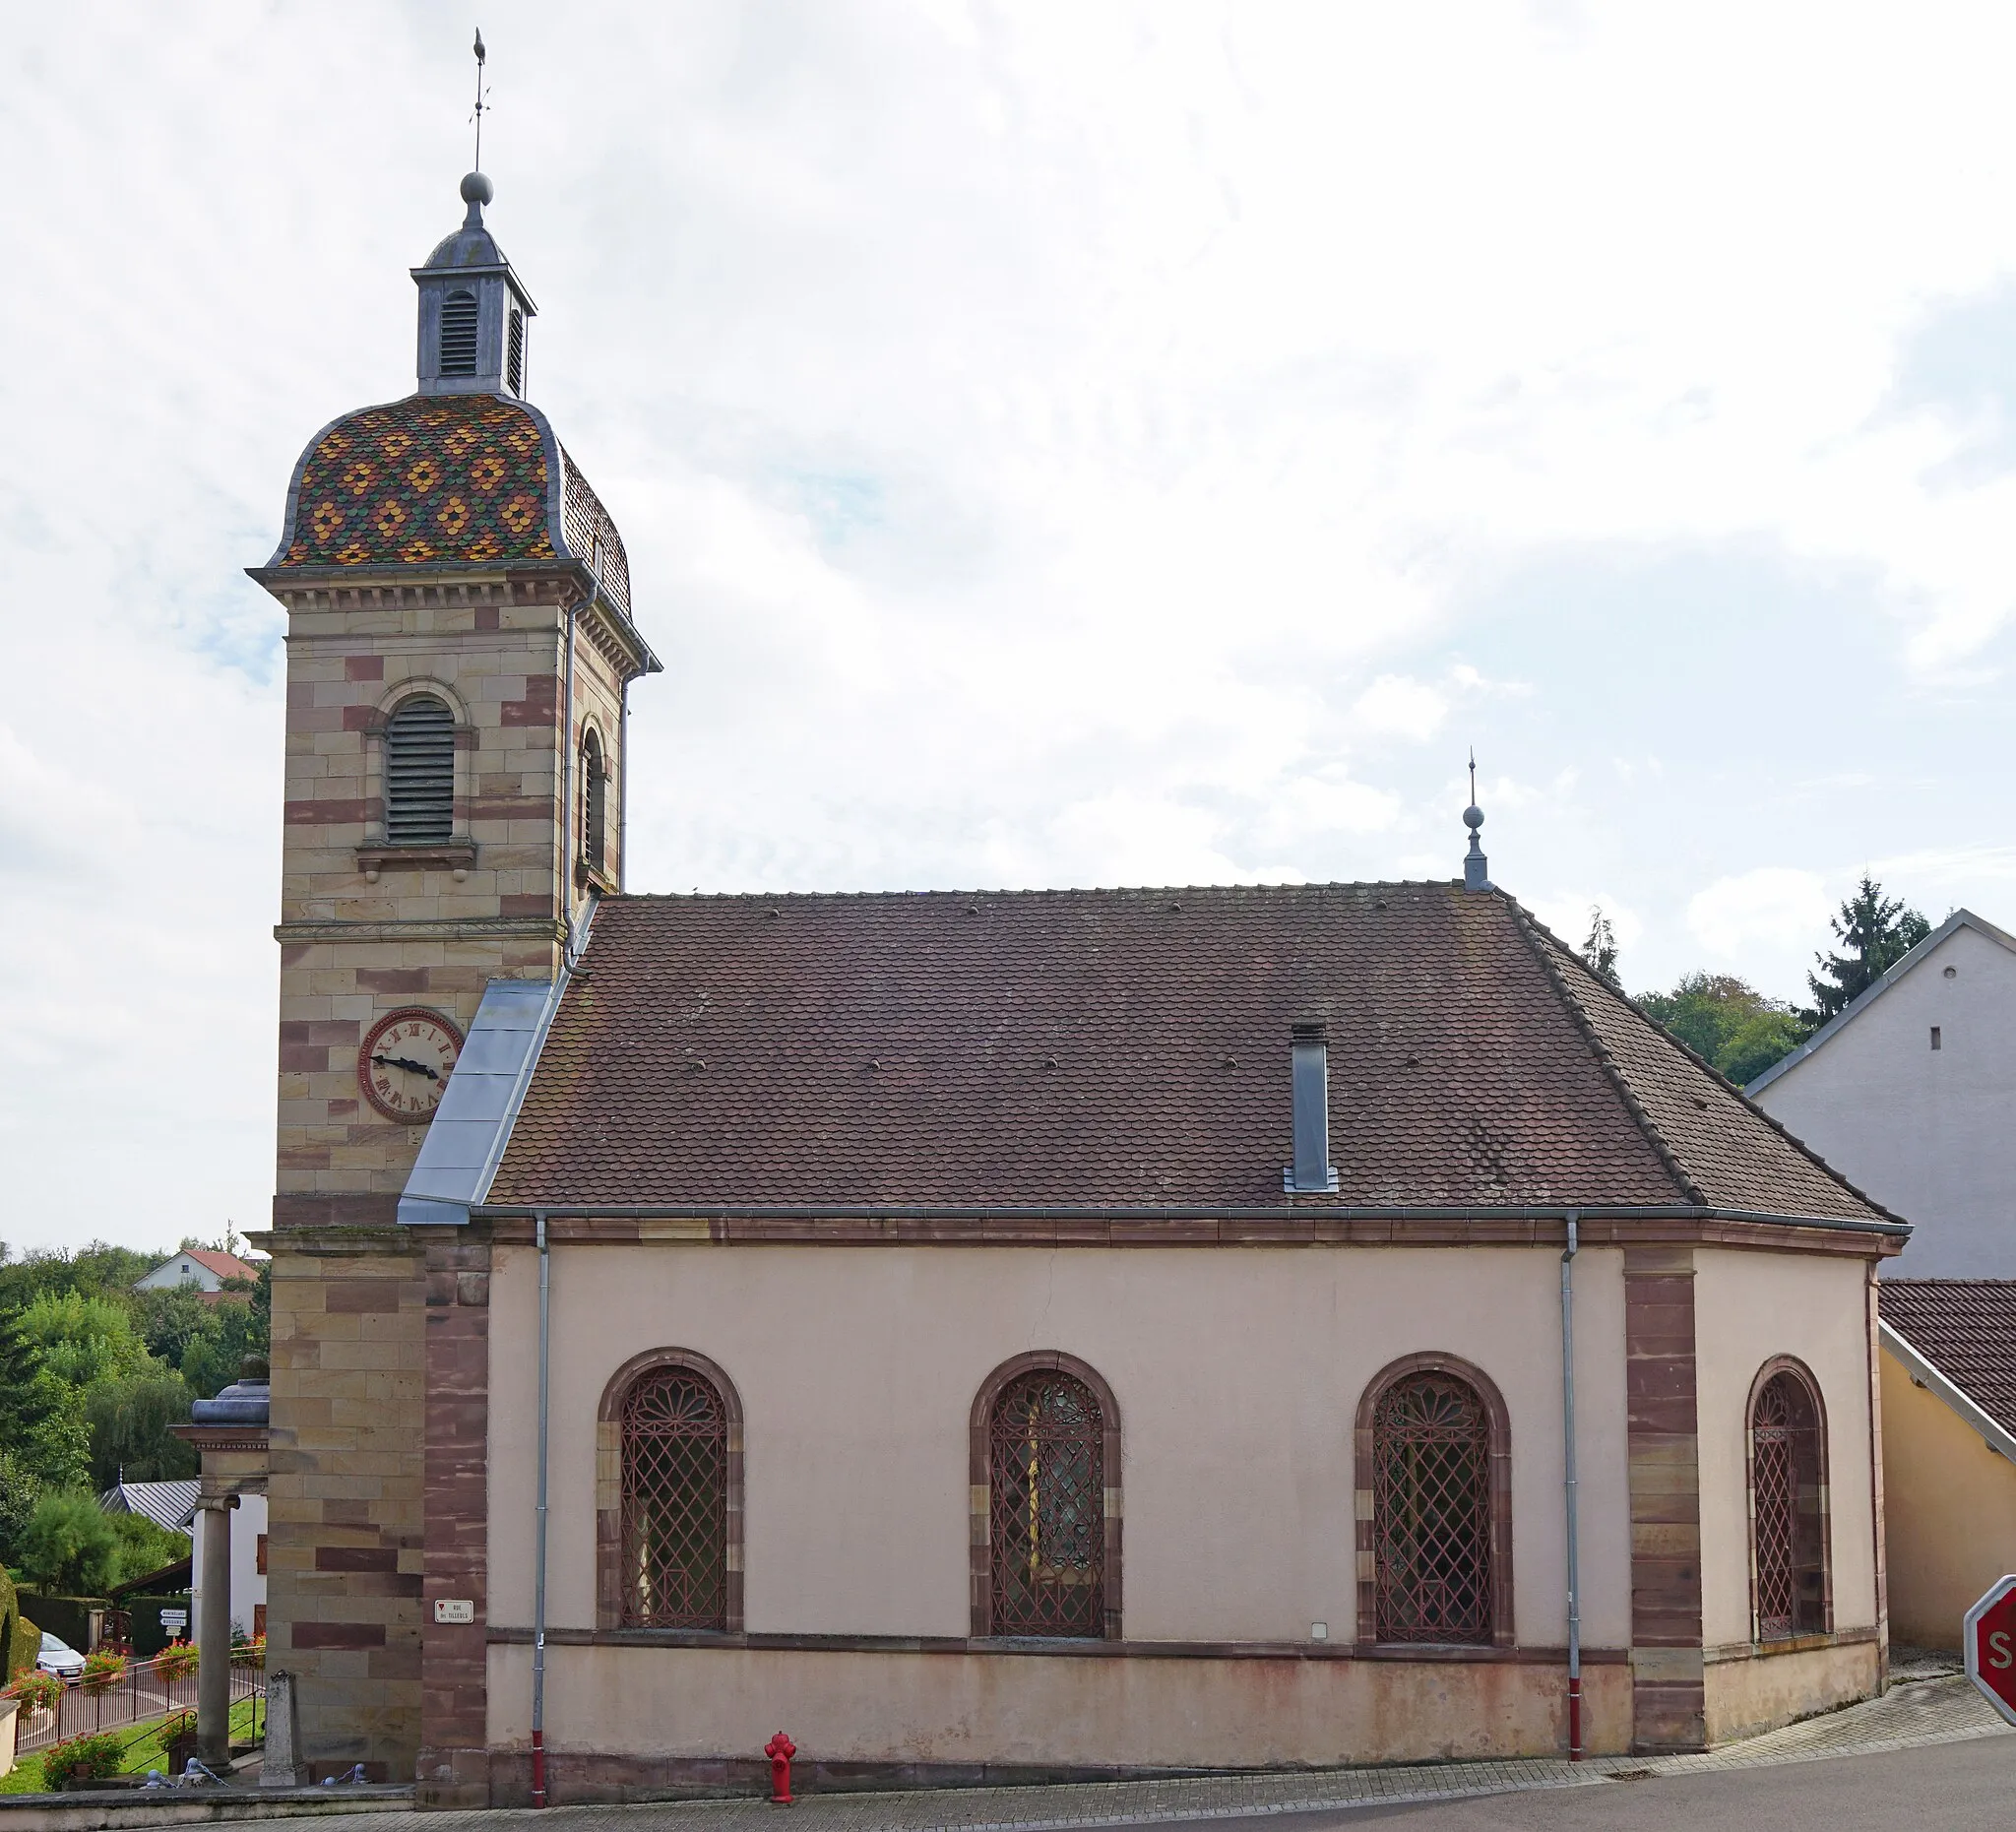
[1103,1735,2016,1831]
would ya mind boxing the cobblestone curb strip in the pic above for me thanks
[3,1674,2005,1832]
[0,1789,413,1832]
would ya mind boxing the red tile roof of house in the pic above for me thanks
[488,882,1896,1221]
[181,1247,263,1286]
[1878,1280,2016,1437]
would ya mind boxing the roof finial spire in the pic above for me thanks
[459,31,495,229]
[471,29,488,172]
[1463,748,1491,893]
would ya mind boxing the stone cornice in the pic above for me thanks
[275,916,566,945]
[257,570,656,680]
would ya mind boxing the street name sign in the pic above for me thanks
[1964,1574,2016,1727]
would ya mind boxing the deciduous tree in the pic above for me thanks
[1640,972,1804,1086]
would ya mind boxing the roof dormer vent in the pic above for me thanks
[1284,1020,1339,1194]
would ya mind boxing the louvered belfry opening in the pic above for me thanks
[383,695,456,846]
[1752,1370,1826,1638]
[619,1366,729,1629]
[507,307,526,394]
[582,728,607,872]
[988,1370,1105,1636]
[1372,1372,1493,1644]
[439,288,479,376]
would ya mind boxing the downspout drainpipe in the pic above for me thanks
[1560,1211,1583,1761]
[531,1210,552,1805]
[617,678,630,890]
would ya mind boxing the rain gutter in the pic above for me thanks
[468,1200,1907,1235]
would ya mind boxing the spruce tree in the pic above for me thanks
[1580,906,1621,989]
[1803,875,1930,1026]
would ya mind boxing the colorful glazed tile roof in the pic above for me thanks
[269,392,632,617]
[487,881,1899,1220]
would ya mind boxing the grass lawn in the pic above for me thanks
[1,1694,263,1795]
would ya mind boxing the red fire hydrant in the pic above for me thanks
[765,1731,796,1806]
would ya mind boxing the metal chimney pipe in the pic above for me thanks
[1286,1022,1339,1194]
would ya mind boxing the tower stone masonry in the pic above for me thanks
[246,171,657,1780]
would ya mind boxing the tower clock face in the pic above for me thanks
[358,1008,464,1123]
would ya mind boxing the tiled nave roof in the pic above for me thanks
[488,881,1896,1222]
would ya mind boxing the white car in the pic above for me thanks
[36,1631,86,1683]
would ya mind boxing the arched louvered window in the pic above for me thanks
[977,1358,1118,1638]
[507,307,526,394]
[1749,1361,1829,1640]
[383,695,456,846]
[581,727,607,873]
[616,1361,732,1629]
[1358,1356,1512,1647]
[439,289,478,376]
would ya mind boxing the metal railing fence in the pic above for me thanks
[11,1652,264,1760]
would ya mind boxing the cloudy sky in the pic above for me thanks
[5,2,2016,1254]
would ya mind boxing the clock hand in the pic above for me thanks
[370,1052,441,1081]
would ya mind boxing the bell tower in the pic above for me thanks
[246,170,658,1788]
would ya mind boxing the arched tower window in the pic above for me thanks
[581,726,607,873]
[383,695,456,846]
[1357,1355,1513,1647]
[974,1356,1119,1638]
[1749,1360,1830,1640]
[439,289,478,376]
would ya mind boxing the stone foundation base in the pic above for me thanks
[1704,1637,1881,1746]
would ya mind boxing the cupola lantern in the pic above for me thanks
[412,171,536,398]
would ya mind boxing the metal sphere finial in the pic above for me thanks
[460,170,494,208]
[1462,748,1491,892]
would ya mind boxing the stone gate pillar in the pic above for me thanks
[171,1358,273,1773]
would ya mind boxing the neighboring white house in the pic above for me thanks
[132,1246,264,1297]
[1747,910,2016,1276]
[185,1490,268,1643]
[103,1469,270,1644]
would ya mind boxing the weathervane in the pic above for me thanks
[1468,747,1478,810]
[471,29,489,171]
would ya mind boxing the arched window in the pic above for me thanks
[383,695,456,846]
[973,1355,1120,1638]
[1356,1355,1512,1647]
[439,289,478,376]
[581,726,607,873]
[608,1358,735,1630]
[1749,1360,1829,1641]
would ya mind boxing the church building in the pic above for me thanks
[246,168,1908,1805]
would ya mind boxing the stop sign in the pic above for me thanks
[1964,1574,2016,1727]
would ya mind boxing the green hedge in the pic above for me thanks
[0,1568,36,1679]
[21,1596,93,1656]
